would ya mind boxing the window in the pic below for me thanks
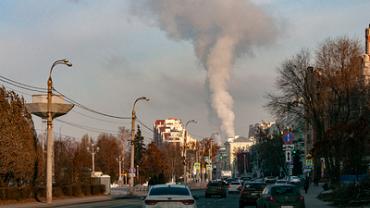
[149,187,190,196]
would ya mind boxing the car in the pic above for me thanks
[275,179,289,184]
[256,184,305,208]
[205,180,228,198]
[264,176,277,184]
[143,184,197,208]
[228,180,242,193]
[289,176,302,185]
[239,182,266,208]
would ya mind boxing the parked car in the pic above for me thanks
[205,180,228,198]
[228,180,242,193]
[264,176,277,184]
[275,179,289,184]
[239,182,266,208]
[289,176,302,185]
[256,184,305,208]
[144,184,197,208]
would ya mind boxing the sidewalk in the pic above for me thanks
[0,195,112,208]
[304,183,333,208]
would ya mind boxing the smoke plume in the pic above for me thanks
[131,0,279,137]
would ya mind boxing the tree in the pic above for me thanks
[140,142,170,183]
[95,133,121,182]
[267,37,368,185]
[134,125,145,167]
[0,87,38,187]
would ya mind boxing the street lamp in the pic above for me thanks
[46,59,72,203]
[129,96,149,187]
[87,140,99,176]
[208,132,219,181]
[183,119,197,184]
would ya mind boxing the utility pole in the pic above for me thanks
[209,139,213,181]
[25,59,73,204]
[183,120,197,184]
[129,97,149,187]
[243,153,247,176]
[87,140,99,176]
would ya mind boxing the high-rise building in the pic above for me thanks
[153,118,197,145]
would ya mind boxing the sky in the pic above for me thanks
[0,0,369,142]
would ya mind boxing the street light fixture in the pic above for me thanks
[183,119,197,184]
[129,96,149,187]
[46,59,72,203]
[87,140,99,176]
[208,132,219,181]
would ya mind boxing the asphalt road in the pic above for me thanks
[42,185,335,208]
[51,190,252,208]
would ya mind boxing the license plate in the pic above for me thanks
[281,206,293,208]
[251,193,258,196]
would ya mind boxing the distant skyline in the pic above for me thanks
[0,0,369,141]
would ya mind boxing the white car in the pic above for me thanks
[289,176,301,184]
[143,184,197,208]
[228,181,242,193]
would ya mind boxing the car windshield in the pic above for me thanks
[149,186,190,196]
[271,186,299,196]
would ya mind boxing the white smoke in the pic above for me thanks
[130,0,279,138]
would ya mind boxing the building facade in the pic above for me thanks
[153,118,197,145]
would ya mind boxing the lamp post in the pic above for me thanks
[129,97,149,187]
[87,140,99,176]
[46,59,72,203]
[208,132,218,181]
[183,120,197,184]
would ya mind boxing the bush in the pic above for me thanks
[1,187,32,201]
[81,184,91,196]
[72,184,82,197]
[53,186,64,197]
[91,184,105,195]
[62,185,73,196]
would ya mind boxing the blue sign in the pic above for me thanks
[283,132,294,144]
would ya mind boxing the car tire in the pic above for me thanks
[239,202,244,208]
[222,193,226,198]
[205,194,209,198]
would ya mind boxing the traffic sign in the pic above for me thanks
[193,162,200,171]
[282,132,294,144]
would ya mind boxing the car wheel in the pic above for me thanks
[205,194,209,198]
[222,193,226,198]
[238,202,244,208]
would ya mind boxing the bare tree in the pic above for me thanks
[267,37,368,185]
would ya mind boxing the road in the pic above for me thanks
[15,185,332,208]
[50,190,255,208]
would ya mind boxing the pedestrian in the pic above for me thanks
[304,177,309,194]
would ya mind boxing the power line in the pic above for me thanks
[0,77,46,93]
[137,118,154,133]
[0,84,33,96]
[53,88,131,120]
[0,74,131,121]
[71,109,128,125]
[55,119,118,134]
[0,74,46,91]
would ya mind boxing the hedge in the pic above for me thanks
[0,184,105,201]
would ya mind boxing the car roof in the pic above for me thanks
[268,184,295,188]
[150,184,188,188]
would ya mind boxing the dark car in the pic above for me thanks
[205,180,228,198]
[256,184,305,208]
[239,182,266,208]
